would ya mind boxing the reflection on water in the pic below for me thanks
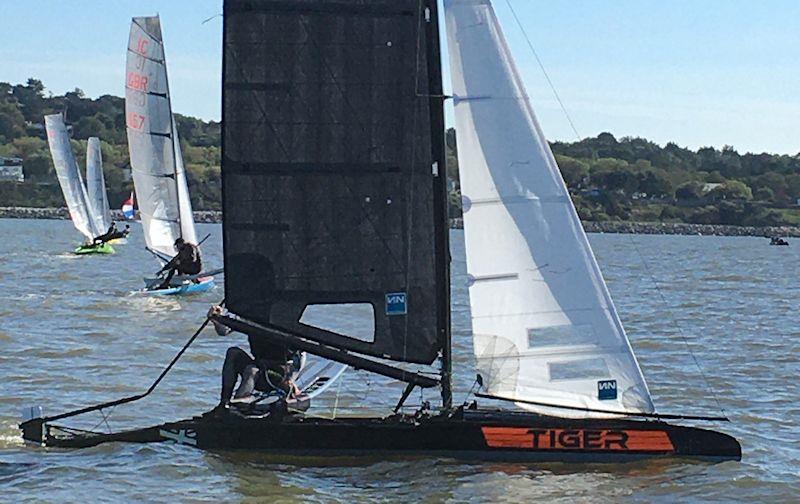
[0,219,798,501]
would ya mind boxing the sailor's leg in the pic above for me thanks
[234,365,260,399]
[158,267,177,289]
[221,347,254,405]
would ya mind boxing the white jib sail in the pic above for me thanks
[126,15,196,258]
[444,0,654,418]
[45,114,101,241]
[86,137,112,231]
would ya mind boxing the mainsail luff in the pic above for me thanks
[125,15,196,258]
[222,0,448,365]
[86,137,112,231]
[445,0,654,418]
[44,114,101,240]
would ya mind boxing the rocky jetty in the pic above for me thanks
[581,220,800,237]
[1,206,798,238]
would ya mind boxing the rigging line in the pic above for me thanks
[331,372,343,419]
[37,299,225,425]
[624,233,726,416]
[401,0,427,361]
[502,0,582,142]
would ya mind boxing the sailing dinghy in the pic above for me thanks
[125,15,215,295]
[22,0,740,461]
[44,115,114,255]
[86,137,128,246]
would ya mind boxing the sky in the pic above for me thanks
[1,0,798,154]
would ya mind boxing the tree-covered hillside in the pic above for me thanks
[1,78,799,227]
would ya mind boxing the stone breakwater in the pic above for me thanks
[581,220,800,237]
[0,207,223,224]
[1,207,799,237]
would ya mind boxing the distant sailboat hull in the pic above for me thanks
[23,409,740,462]
[74,243,115,255]
[136,277,215,296]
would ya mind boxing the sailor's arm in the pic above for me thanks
[208,305,232,336]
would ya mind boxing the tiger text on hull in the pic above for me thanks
[481,427,675,452]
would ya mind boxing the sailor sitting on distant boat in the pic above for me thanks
[208,306,301,412]
[107,224,130,243]
[769,236,789,246]
[92,222,125,244]
[157,237,202,289]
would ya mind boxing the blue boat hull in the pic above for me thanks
[140,277,215,296]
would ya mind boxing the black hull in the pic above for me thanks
[23,409,741,463]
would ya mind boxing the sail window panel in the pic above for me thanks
[547,358,611,382]
[527,324,598,348]
[300,303,376,343]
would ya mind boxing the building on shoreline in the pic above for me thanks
[0,157,24,182]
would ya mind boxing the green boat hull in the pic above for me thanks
[74,243,115,255]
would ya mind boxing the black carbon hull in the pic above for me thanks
[23,408,741,462]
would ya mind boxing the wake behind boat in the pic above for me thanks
[125,16,219,295]
[21,0,740,462]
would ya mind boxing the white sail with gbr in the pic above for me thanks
[125,15,197,259]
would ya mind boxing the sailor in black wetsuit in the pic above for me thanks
[92,222,118,244]
[208,306,299,409]
[105,224,130,242]
[157,237,202,289]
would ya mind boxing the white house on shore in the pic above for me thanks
[0,157,24,182]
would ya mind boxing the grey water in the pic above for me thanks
[0,218,797,502]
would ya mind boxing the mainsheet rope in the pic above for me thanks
[39,299,225,429]
[625,234,727,417]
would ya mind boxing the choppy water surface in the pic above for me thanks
[0,219,798,502]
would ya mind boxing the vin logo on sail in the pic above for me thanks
[597,379,617,400]
[385,292,407,315]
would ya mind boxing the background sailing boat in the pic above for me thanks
[125,15,213,294]
[44,114,114,255]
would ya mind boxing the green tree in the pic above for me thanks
[675,181,704,200]
[709,180,753,201]
[555,154,589,190]
[0,98,25,141]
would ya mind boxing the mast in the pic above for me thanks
[158,14,183,244]
[422,0,452,410]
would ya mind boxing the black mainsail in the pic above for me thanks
[222,0,450,368]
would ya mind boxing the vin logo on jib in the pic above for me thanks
[597,379,617,400]
[385,292,407,315]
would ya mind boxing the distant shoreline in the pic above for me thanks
[2,207,799,238]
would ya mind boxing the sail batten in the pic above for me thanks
[44,114,100,241]
[445,0,654,418]
[126,15,196,257]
